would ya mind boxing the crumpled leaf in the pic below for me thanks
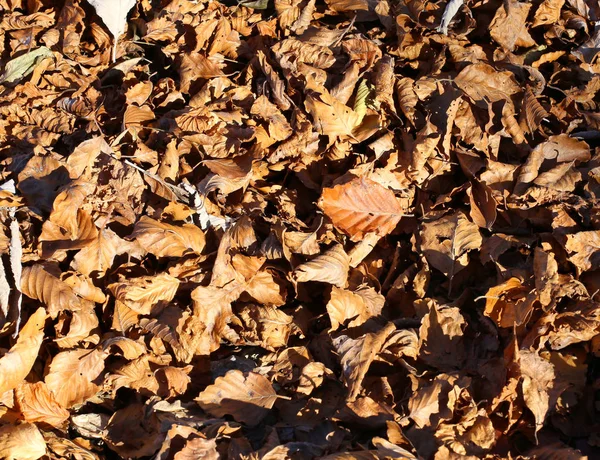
[108,273,180,315]
[131,216,205,257]
[293,244,350,287]
[564,231,600,275]
[519,350,555,436]
[0,308,45,395]
[489,0,535,52]
[418,211,482,285]
[332,322,395,402]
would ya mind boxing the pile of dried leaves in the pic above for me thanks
[0,0,599,458]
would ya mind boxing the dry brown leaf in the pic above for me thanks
[131,217,205,258]
[71,228,126,277]
[305,86,361,139]
[418,211,482,284]
[0,308,45,395]
[532,0,565,27]
[293,244,350,287]
[408,378,443,428]
[483,277,534,328]
[54,304,99,348]
[454,63,520,106]
[196,370,278,426]
[519,87,549,134]
[489,0,535,52]
[123,104,155,128]
[519,350,555,436]
[15,381,70,428]
[327,286,384,330]
[108,273,180,316]
[419,302,466,370]
[0,423,46,460]
[332,322,395,402]
[534,162,581,192]
[515,135,590,194]
[103,403,163,458]
[103,336,146,360]
[21,264,92,317]
[238,304,293,350]
[319,177,404,241]
[45,348,106,408]
[564,231,600,275]
[174,437,219,460]
[467,180,497,229]
[40,208,98,257]
[257,50,291,111]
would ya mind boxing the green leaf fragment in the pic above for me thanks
[0,47,54,85]
[237,0,269,9]
[353,79,370,125]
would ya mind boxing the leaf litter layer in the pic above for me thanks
[0,0,599,458]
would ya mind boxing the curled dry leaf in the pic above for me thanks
[0,308,45,395]
[196,370,278,426]
[131,216,205,257]
[293,244,350,287]
[333,322,395,402]
[21,264,91,317]
[327,286,385,330]
[108,273,180,315]
[519,87,549,134]
[238,304,293,350]
[418,211,482,284]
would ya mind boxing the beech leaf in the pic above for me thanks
[196,370,278,426]
[319,177,404,241]
[0,308,45,395]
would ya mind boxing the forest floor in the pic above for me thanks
[0,0,599,458]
